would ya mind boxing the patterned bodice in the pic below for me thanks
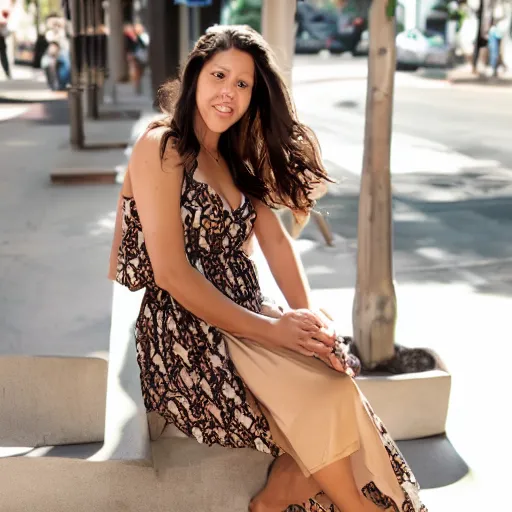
[115,165,263,313]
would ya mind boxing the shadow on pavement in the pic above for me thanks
[397,435,469,490]
[301,166,512,296]
[7,442,104,459]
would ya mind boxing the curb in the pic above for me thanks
[0,91,67,104]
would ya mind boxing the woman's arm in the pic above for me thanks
[252,200,312,311]
[127,128,329,355]
[129,128,276,345]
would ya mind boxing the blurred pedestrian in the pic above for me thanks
[0,7,11,78]
[41,40,70,90]
[40,14,70,90]
[124,22,148,95]
[488,16,509,76]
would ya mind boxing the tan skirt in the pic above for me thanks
[221,328,426,511]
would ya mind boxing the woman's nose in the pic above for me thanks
[220,83,235,99]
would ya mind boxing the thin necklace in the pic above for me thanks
[200,142,221,166]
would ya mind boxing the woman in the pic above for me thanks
[109,25,426,512]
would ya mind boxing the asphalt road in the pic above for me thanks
[292,55,512,294]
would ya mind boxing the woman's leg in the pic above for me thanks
[0,37,11,78]
[488,35,499,76]
[313,457,383,512]
[251,453,384,512]
[250,454,321,512]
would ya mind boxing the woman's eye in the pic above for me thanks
[237,81,248,89]
[212,72,224,79]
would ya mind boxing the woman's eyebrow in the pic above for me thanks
[214,64,253,78]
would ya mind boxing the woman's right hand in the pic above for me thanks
[267,309,335,357]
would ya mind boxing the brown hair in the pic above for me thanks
[150,25,332,213]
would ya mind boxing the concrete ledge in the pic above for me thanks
[357,350,451,440]
[0,437,445,511]
[0,356,107,447]
[0,457,157,512]
[0,439,272,512]
[151,437,272,510]
[90,284,151,465]
[50,166,125,185]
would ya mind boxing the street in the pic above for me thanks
[291,54,512,295]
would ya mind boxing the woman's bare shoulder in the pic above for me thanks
[130,124,182,176]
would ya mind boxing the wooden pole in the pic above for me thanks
[261,0,296,88]
[352,0,397,369]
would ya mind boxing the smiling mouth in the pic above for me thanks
[213,105,234,114]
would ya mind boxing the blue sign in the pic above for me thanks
[174,0,213,6]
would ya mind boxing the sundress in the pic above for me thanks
[115,160,427,511]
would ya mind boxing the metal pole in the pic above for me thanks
[106,0,123,104]
[191,6,200,44]
[86,0,100,119]
[68,0,85,149]
[179,5,190,67]
[261,0,296,88]
[35,0,40,34]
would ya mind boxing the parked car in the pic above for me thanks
[297,2,368,55]
[396,28,453,70]
[295,2,346,54]
[334,10,367,55]
[354,29,369,55]
[223,0,367,55]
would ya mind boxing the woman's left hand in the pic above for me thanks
[302,309,336,348]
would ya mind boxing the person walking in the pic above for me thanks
[0,7,11,79]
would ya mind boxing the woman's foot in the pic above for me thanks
[249,454,321,512]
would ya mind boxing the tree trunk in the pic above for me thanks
[352,0,397,369]
[261,0,296,88]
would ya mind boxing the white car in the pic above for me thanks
[396,28,453,70]
[355,29,369,55]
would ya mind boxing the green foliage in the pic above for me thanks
[224,0,262,32]
[29,0,63,19]
[386,0,397,18]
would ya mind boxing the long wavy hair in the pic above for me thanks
[150,25,332,213]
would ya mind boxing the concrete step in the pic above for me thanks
[0,434,466,511]
[0,356,107,447]
[0,438,272,512]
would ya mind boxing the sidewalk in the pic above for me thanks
[418,63,512,86]
[0,72,156,359]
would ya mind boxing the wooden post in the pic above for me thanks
[261,0,296,88]
[352,0,397,369]
[261,0,333,244]
[147,0,181,100]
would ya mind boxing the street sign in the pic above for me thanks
[174,0,213,6]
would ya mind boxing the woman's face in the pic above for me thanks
[195,48,255,135]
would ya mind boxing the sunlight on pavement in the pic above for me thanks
[89,210,116,237]
[0,105,30,122]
